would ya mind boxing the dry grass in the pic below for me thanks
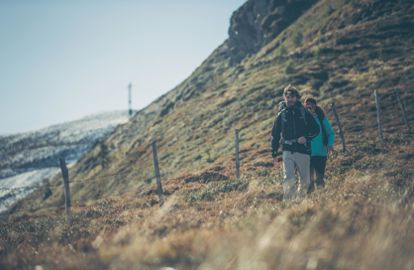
[1,138,413,269]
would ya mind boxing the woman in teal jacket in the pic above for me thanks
[304,98,335,193]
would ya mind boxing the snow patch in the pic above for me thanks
[0,168,60,213]
[0,111,130,213]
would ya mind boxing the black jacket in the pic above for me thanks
[271,101,319,157]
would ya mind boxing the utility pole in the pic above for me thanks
[128,82,133,117]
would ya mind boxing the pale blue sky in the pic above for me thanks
[0,0,245,134]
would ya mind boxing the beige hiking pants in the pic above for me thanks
[282,151,310,201]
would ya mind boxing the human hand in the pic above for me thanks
[327,146,334,156]
[297,136,307,144]
[273,157,282,166]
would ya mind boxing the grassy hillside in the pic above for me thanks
[1,0,414,269]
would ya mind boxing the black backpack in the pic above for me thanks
[315,106,328,146]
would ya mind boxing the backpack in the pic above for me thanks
[315,106,328,146]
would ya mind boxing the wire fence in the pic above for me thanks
[1,90,412,218]
[0,174,165,192]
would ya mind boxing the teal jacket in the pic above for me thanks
[310,115,335,157]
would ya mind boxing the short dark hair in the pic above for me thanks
[304,97,317,105]
[283,84,301,99]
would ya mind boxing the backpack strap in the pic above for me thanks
[300,106,307,126]
[280,108,287,143]
[316,106,328,145]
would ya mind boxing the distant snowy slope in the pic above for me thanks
[0,168,60,213]
[0,111,129,179]
[0,111,129,212]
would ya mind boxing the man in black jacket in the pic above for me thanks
[271,85,319,200]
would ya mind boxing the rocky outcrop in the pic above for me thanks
[227,0,316,64]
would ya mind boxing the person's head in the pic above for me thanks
[304,97,317,114]
[283,84,301,107]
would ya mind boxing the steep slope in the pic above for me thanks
[1,0,414,269]
[44,0,413,203]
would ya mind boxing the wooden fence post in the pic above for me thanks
[151,141,164,207]
[59,157,72,225]
[331,102,347,152]
[235,129,240,180]
[374,90,385,144]
[395,91,410,132]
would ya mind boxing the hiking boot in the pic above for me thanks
[316,180,325,189]
[307,183,315,194]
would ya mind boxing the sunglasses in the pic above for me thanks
[284,94,296,98]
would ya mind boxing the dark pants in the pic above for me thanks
[308,156,327,193]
